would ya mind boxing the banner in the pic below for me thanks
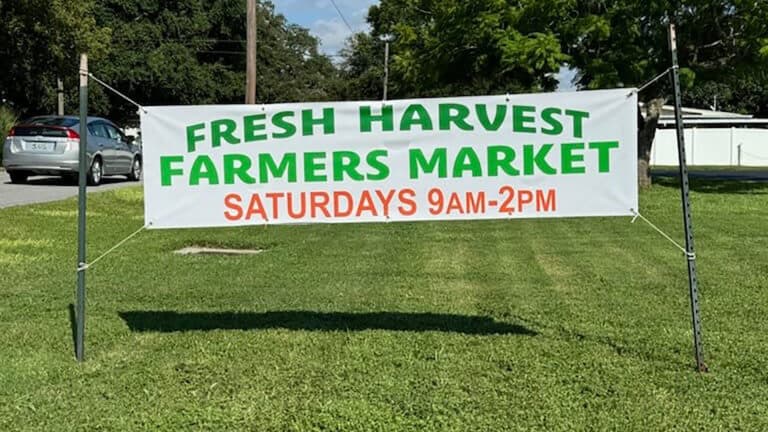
[141,89,637,229]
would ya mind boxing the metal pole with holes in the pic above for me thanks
[76,54,88,362]
[668,24,707,372]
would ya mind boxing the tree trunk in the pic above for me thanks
[637,98,665,188]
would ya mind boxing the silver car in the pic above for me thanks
[2,116,142,186]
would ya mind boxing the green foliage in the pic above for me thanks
[560,0,768,112]
[93,0,341,125]
[2,179,768,429]
[0,105,18,165]
[0,0,111,117]
[349,0,570,99]
[0,0,341,125]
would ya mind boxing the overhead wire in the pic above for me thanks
[328,0,355,33]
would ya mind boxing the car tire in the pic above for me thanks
[127,157,142,182]
[87,157,103,186]
[9,171,29,184]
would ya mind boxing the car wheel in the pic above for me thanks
[9,171,29,184]
[87,157,103,186]
[128,157,142,181]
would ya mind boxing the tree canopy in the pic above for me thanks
[0,0,341,125]
[2,0,766,127]
[340,0,767,115]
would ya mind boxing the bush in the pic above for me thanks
[0,106,18,166]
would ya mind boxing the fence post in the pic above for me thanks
[75,54,88,362]
[668,24,707,372]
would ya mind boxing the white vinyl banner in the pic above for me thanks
[141,89,638,229]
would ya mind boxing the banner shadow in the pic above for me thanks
[118,310,537,336]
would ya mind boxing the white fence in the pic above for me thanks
[651,128,768,166]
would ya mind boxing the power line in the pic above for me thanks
[328,0,354,33]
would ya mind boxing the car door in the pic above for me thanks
[88,122,116,173]
[103,123,130,174]
[105,123,133,174]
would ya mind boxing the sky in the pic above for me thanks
[273,0,576,90]
[274,0,378,57]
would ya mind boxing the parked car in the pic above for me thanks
[2,116,142,186]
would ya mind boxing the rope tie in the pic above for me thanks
[629,66,678,97]
[630,209,695,260]
[77,223,150,272]
[88,73,147,114]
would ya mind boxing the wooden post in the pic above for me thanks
[57,78,64,115]
[246,0,257,104]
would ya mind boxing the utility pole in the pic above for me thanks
[57,78,64,115]
[380,34,395,101]
[383,40,390,101]
[246,0,257,104]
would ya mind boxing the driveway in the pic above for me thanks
[0,170,141,209]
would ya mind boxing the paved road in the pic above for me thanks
[0,170,141,209]
[652,169,768,181]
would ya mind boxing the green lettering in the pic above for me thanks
[186,123,205,152]
[513,106,537,133]
[589,141,620,173]
[160,155,184,186]
[360,105,394,132]
[258,153,297,183]
[523,144,556,175]
[409,148,447,179]
[476,104,507,131]
[243,114,267,142]
[541,108,563,136]
[332,151,364,181]
[452,147,483,177]
[211,119,240,147]
[366,150,389,181]
[487,146,519,176]
[189,155,220,185]
[304,152,327,182]
[400,104,433,131]
[565,109,590,138]
[272,111,297,139]
[561,143,586,174]
[302,108,335,136]
[223,154,256,184]
[439,104,474,131]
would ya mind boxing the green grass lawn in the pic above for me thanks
[1,177,767,431]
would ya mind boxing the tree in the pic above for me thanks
[351,0,569,99]
[93,0,342,125]
[560,0,768,186]
[0,0,111,117]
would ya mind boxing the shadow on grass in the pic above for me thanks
[4,176,128,187]
[68,304,76,357]
[652,171,768,194]
[118,310,537,336]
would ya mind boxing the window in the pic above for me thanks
[88,123,108,138]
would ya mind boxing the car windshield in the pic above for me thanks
[23,117,79,127]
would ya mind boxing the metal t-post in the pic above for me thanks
[76,54,88,362]
[668,24,707,372]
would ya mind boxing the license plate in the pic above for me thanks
[26,142,56,152]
